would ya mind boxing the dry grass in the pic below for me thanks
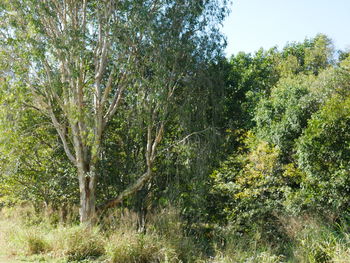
[0,206,201,262]
[48,225,105,261]
[3,205,350,263]
[105,229,178,263]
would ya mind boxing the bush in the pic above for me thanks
[296,95,350,213]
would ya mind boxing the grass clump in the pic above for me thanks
[212,215,350,263]
[49,225,105,261]
[105,229,178,263]
[24,232,49,255]
[292,218,338,263]
[210,222,286,263]
[0,205,104,261]
[148,208,204,262]
[3,223,50,256]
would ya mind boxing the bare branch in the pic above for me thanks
[100,66,116,108]
[97,171,152,211]
[159,128,212,154]
[103,82,126,126]
[151,123,164,162]
[81,0,87,31]
[95,37,110,82]
[28,81,76,165]
[146,124,152,166]
[98,118,165,212]
[48,105,76,165]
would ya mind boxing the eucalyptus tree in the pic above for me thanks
[0,0,229,223]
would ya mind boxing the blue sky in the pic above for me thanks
[222,0,350,56]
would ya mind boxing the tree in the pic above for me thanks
[224,48,279,131]
[254,75,318,162]
[253,35,337,162]
[276,34,334,77]
[296,95,350,214]
[206,35,343,230]
[0,0,229,223]
[296,59,350,213]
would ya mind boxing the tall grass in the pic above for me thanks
[105,230,178,263]
[211,215,350,263]
[48,225,105,261]
[2,205,350,262]
[0,205,202,262]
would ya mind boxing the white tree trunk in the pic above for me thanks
[78,164,97,224]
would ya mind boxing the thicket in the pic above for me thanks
[1,2,350,260]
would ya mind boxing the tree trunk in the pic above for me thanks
[78,165,97,225]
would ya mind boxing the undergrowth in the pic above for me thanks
[2,206,350,262]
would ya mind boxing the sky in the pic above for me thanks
[222,0,350,56]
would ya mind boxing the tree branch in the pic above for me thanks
[48,106,76,165]
[97,171,152,211]
[103,82,126,126]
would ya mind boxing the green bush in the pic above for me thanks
[296,95,350,213]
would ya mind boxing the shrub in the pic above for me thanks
[296,95,350,214]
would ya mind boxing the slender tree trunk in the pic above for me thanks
[78,165,97,224]
[60,204,68,224]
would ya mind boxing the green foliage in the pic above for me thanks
[0,82,78,207]
[254,74,318,161]
[209,36,350,245]
[224,48,279,130]
[0,0,231,224]
[2,8,350,261]
[296,94,350,213]
[210,134,290,229]
[276,34,334,76]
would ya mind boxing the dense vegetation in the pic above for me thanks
[1,1,350,262]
